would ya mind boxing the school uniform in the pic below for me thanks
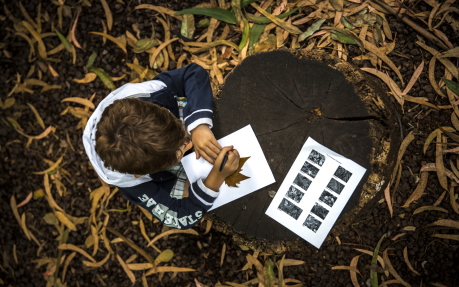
[83,64,219,229]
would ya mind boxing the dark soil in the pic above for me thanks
[1,0,459,286]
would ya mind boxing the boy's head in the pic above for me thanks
[95,98,190,175]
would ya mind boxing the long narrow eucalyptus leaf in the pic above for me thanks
[443,78,459,96]
[371,234,386,287]
[85,51,97,69]
[54,29,71,52]
[239,19,250,50]
[245,7,299,24]
[88,67,115,90]
[175,8,236,24]
[241,0,260,8]
[248,23,265,55]
[298,19,326,42]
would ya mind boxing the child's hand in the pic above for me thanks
[190,125,222,164]
[203,146,240,191]
[213,146,240,178]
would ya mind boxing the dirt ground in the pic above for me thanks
[1,0,459,286]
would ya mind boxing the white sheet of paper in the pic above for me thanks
[265,137,366,248]
[182,125,275,211]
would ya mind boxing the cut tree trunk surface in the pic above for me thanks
[208,49,400,252]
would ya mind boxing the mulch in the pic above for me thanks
[1,0,459,286]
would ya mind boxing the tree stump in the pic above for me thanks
[207,49,400,253]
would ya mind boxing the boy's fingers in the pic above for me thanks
[201,153,215,164]
[195,149,200,159]
[210,138,223,150]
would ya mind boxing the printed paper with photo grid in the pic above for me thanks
[265,137,366,248]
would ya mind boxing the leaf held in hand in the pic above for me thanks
[225,157,251,188]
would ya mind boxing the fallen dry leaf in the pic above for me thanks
[225,157,251,187]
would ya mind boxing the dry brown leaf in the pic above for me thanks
[251,3,302,34]
[21,21,47,59]
[225,157,251,187]
[144,266,196,276]
[417,41,458,79]
[384,181,393,217]
[403,226,416,231]
[383,249,411,287]
[62,251,76,282]
[361,68,404,105]
[134,4,182,20]
[41,85,62,93]
[26,103,45,129]
[436,132,448,190]
[220,243,226,267]
[353,248,388,277]
[61,97,95,109]
[402,61,424,95]
[331,265,361,275]
[401,171,428,207]
[106,227,155,264]
[430,219,459,229]
[44,174,64,213]
[73,73,97,84]
[147,228,199,247]
[58,244,96,263]
[350,255,360,287]
[55,211,77,231]
[432,234,459,241]
[82,253,110,268]
[149,38,178,68]
[99,0,112,31]
[116,254,136,283]
[403,246,421,276]
[392,131,415,181]
[428,57,447,98]
[89,32,127,53]
[34,155,64,175]
[363,40,404,85]
[17,192,33,208]
[440,46,459,58]
[413,205,448,215]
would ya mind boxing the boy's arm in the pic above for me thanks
[119,178,218,230]
[154,63,214,132]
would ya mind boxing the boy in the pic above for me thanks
[82,63,240,229]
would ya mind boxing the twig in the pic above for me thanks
[370,0,449,50]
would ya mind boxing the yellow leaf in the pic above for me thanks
[33,155,64,175]
[61,97,95,109]
[58,243,96,263]
[21,21,47,58]
[90,31,127,53]
[55,211,77,231]
[147,228,198,247]
[116,254,136,283]
[99,0,113,31]
[27,103,45,129]
[73,73,97,84]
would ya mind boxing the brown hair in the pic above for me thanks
[95,98,189,174]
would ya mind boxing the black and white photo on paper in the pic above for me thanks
[301,161,320,178]
[303,214,322,233]
[278,198,303,220]
[286,185,305,203]
[319,190,338,207]
[308,149,325,166]
[334,166,352,182]
[293,173,312,191]
[327,178,345,194]
[310,202,329,220]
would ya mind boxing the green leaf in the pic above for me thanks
[443,78,459,96]
[263,259,276,287]
[175,8,236,25]
[248,23,265,55]
[299,19,326,42]
[245,7,299,24]
[340,17,353,29]
[197,18,210,28]
[155,249,174,263]
[86,51,97,69]
[241,0,260,8]
[239,19,250,50]
[88,67,116,90]
[331,31,356,44]
[54,29,71,52]
[371,234,386,287]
